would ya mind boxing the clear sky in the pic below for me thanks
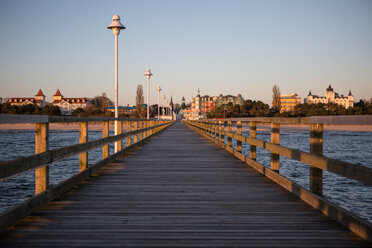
[0,0,371,106]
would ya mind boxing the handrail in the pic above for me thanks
[187,119,372,186]
[0,114,150,123]
[0,116,174,183]
[183,117,372,242]
[233,132,372,185]
[0,123,170,179]
[0,115,175,231]
[212,115,372,125]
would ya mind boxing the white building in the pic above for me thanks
[305,85,354,108]
[52,89,89,115]
[7,89,46,107]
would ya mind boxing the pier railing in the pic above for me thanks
[184,116,372,242]
[0,114,174,230]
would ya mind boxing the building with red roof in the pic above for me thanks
[7,89,46,107]
[52,89,89,115]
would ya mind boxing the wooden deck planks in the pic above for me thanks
[1,122,369,247]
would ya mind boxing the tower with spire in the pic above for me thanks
[53,89,63,103]
[35,89,46,107]
[169,96,174,110]
[181,96,186,109]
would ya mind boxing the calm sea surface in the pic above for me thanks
[0,127,371,223]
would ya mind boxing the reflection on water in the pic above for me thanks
[0,128,371,223]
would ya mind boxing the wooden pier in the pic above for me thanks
[1,121,370,247]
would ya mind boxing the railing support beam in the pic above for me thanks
[271,123,280,172]
[227,121,232,147]
[221,121,225,144]
[115,120,122,152]
[35,123,49,195]
[216,121,220,141]
[237,121,242,153]
[310,123,323,194]
[79,122,88,172]
[250,121,257,160]
[126,121,131,147]
[102,121,109,159]
[133,121,138,144]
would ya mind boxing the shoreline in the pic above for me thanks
[1,123,372,132]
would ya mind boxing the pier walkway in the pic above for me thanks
[1,122,368,247]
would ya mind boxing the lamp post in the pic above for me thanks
[166,99,169,116]
[144,69,153,119]
[107,15,125,153]
[156,86,161,120]
[165,97,167,116]
[162,94,165,119]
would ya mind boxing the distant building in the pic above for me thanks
[216,94,244,107]
[180,109,202,120]
[280,92,301,112]
[199,95,217,113]
[7,89,46,107]
[305,85,354,108]
[190,90,216,118]
[52,89,89,115]
[107,105,136,115]
[186,90,244,119]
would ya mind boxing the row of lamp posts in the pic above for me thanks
[142,69,173,120]
[107,15,173,152]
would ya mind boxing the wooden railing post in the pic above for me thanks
[221,121,225,144]
[206,121,209,136]
[139,121,144,141]
[310,123,323,194]
[215,121,220,141]
[133,121,138,144]
[79,122,88,172]
[148,120,151,136]
[102,121,109,159]
[126,121,131,147]
[237,121,242,153]
[151,120,154,135]
[209,121,213,137]
[227,121,232,147]
[271,123,280,172]
[115,120,123,152]
[35,123,49,195]
[250,121,257,160]
[145,121,148,138]
[149,120,152,136]
[205,121,209,135]
[211,121,215,138]
[211,121,214,138]
[206,121,211,136]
